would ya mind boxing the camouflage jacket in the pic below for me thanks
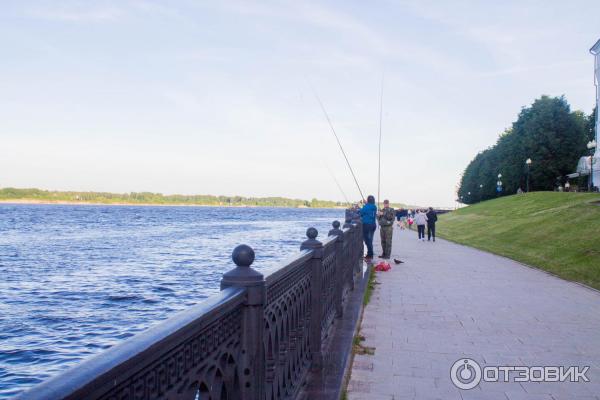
[377,207,395,227]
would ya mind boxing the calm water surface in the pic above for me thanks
[0,204,342,398]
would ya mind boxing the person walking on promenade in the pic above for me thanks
[377,199,395,259]
[414,209,428,241]
[395,207,407,230]
[426,207,438,242]
[360,195,377,260]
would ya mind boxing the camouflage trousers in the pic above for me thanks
[380,225,394,258]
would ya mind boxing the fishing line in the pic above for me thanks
[311,87,366,202]
[324,163,351,206]
[377,73,384,209]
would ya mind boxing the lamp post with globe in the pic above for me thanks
[525,158,532,192]
[496,174,503,197]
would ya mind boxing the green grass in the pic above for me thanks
[352,334,375,355]
[362,266,378,306]
[437,192,600,290]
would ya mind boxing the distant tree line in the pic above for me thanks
[0,188,350,208]
[458,96,596,204]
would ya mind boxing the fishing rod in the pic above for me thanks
[312,89,366,202]
[377,74,384,209]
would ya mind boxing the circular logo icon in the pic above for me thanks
[450,358,482,390]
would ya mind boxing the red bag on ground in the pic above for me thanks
[374,261,391,272]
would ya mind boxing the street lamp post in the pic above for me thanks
[496,174,503,197]
[525,158,532,192]
[479,184,483,202]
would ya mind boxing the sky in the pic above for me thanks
[1,1,599,207]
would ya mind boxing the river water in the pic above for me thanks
[0,204,342,398]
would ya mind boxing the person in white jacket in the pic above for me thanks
[414,210,428,241]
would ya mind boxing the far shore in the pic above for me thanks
[0,199,346,209]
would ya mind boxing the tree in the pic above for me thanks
[458,96,589,203]
[515,96,587,191]
[588,106,597,142]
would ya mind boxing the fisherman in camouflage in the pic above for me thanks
[377,199,395,259]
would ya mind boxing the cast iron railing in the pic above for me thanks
[18,217,363,400]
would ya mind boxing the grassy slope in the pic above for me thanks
[437,192,600,290]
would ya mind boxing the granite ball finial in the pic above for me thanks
[332,220,340,229]
[232,244,255,267]
[306,227,318,239]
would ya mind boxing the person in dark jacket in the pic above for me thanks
[395,208,408,220]
[377,199,395,259]
[395,207,408,230]
[426,207,438,242]
[359,195,377,260]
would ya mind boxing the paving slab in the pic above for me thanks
[346,227,600,400]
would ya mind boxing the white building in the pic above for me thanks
[591,38,600,188]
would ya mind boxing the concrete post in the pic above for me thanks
[328,220,344,318]
[221,244,265,400]
[328,219,343,238]
[301,227,323,370]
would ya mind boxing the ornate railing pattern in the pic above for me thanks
[320,237,338,341]
[341,232,352,301]
[263,251,313,400]
[18,218,363,400]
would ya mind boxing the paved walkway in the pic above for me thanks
[347,227,600,400]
